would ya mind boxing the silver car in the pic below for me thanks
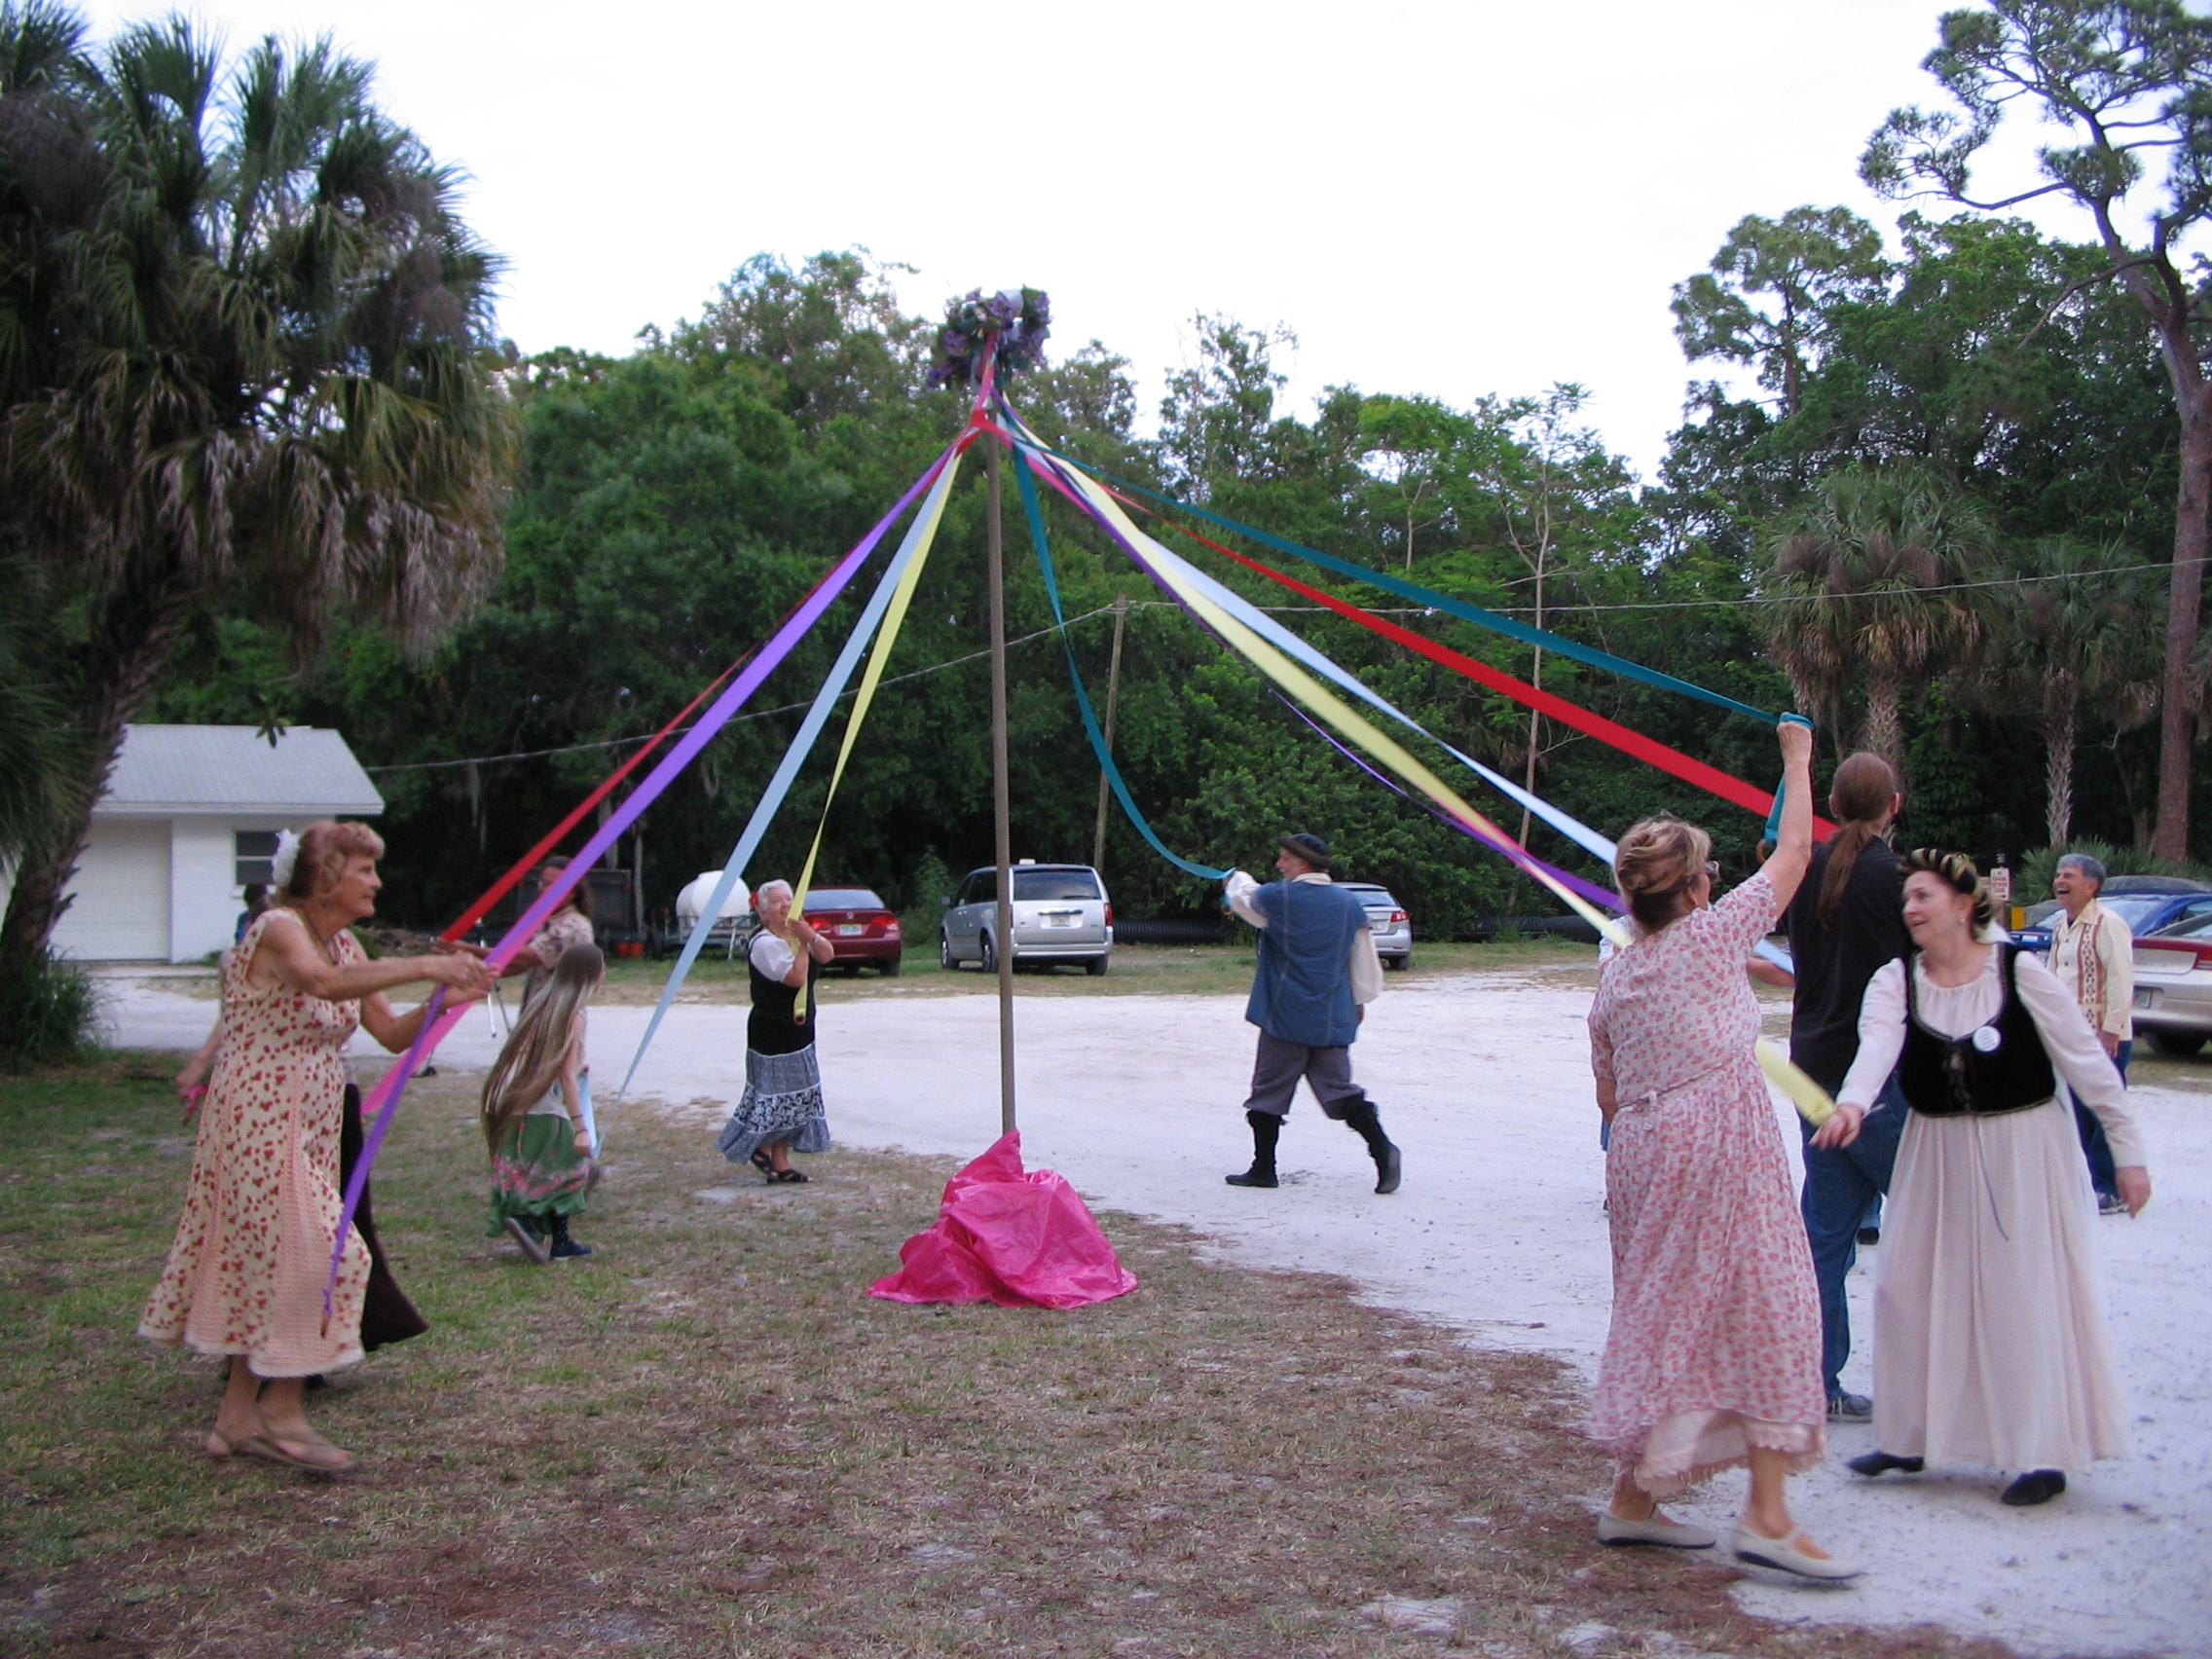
[2130,920,2212,1054]
[940,861,1113,976]
[1338,881,1412,969]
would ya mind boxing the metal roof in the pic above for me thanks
[97,725,385,817]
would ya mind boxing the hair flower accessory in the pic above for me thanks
[270,828,301,892]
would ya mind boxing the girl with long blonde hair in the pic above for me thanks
[483,943,605,1263]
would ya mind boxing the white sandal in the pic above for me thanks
[1733,1524,1861,1581]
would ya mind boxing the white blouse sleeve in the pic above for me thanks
[2013,951,2148,1167]
[1224,870,1269,929]
[1837,958,1908,1111]
[749,931,797,980]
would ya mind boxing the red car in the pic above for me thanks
[803,886,903,976]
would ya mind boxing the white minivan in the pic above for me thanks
[940,861,1113,976]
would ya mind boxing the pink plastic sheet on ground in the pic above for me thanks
[867,1131,1138,1309]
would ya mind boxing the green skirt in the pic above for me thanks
[485,1114,591,1234]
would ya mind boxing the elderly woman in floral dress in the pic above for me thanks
[1586,719,1859,1581]
[140,821,492,1472]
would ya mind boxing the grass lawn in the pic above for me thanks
[1,1055,2005,1658]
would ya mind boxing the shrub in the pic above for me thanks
[0,950,103,1066]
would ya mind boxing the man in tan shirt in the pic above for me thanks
[2047,853,2132,1213]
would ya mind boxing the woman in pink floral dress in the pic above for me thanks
[1587,720,1860,1580]
[140,821,491,1472]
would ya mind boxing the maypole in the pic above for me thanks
[985,433,1016,1134]
[928,286,1051,1137]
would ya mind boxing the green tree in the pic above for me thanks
[1765,466,1995,768]
[0,4,515,984]
[1673,206,1892,422]
[1863,0,2212,856]
[1979,536,2160,841]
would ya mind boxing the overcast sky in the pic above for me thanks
[79,1,2142,476]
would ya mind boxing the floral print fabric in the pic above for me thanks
[138,909,369,1378]
[1586,871,1827,1493]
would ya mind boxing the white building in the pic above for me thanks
[28,724,384,963]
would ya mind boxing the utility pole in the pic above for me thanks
[986,440,1017,1135]
[1090,594,1128,871]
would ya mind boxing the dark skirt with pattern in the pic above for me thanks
[717,1046,831,1163]
[485,1114,592,1234]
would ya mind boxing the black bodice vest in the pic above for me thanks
[747,940,821,1057]
[1896,944,2055,1118]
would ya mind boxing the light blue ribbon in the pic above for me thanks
[1014,452,1228,879]
[1017,437,1619,872]
[618,460,963,1098]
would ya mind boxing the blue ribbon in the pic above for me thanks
[618,458,964,1097]
[1014,451,1229,880]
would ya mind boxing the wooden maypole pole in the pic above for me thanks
[985,436,1016,1135]
[930,287,1051,1140]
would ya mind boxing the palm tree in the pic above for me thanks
[0,5,516,980]
[1983,537,2160,846]
[1763,466,1992,769]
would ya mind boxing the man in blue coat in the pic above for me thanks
[1223,832,1399,1194]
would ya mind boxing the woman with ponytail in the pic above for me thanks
[1829,851,2149,1507]
[1781,752,1909,1420]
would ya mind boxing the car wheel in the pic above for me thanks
[1085,953,1109,977]
[1385,954,1409,972]
[940,932,955,970]
[881,953,903,977]
[2148,1028,2207,1056]
[979,933,998,974]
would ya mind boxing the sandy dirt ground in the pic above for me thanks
[104,968,2209,1658]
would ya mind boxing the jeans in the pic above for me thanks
[1799,1077,1907,1401]
[2069,1039,2130,1199]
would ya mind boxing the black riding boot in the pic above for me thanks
[1338,1097,1402,1195]
[1226,1109,1281,1188]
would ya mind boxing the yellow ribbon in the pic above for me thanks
[1029,432,1842,1126]
[789,447,964,1019]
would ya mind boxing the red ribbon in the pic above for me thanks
[1127,496,1833,838]
[436,659,747,942]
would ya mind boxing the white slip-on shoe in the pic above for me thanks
[1733,1525,1862,1581]
[1597,1511,1717,1549]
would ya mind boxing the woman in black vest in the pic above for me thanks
[1825,851,2150,1507]
[717,880,835,1182]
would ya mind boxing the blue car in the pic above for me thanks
[2009,874,2212,952]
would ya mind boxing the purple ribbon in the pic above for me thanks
[322,439,964,1320]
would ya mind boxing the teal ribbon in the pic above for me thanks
[1014,451,1229,880]
[1764,714,1817,844]
[1008,422,1776,727]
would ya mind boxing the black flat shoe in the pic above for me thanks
[1847,1451,1924,1478]
[1224,1168,1278,1189]
[749,1149,774,1174]
[2001,1469,2066,1506]
[770,1167,810,1184]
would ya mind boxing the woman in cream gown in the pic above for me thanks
[1830,850,2151,1507]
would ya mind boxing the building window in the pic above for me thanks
[235,830,279,887]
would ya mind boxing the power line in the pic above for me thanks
[365,605,1132,774]
[362,561,2141,775]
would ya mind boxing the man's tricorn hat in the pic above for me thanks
[1279,831,1332,872]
